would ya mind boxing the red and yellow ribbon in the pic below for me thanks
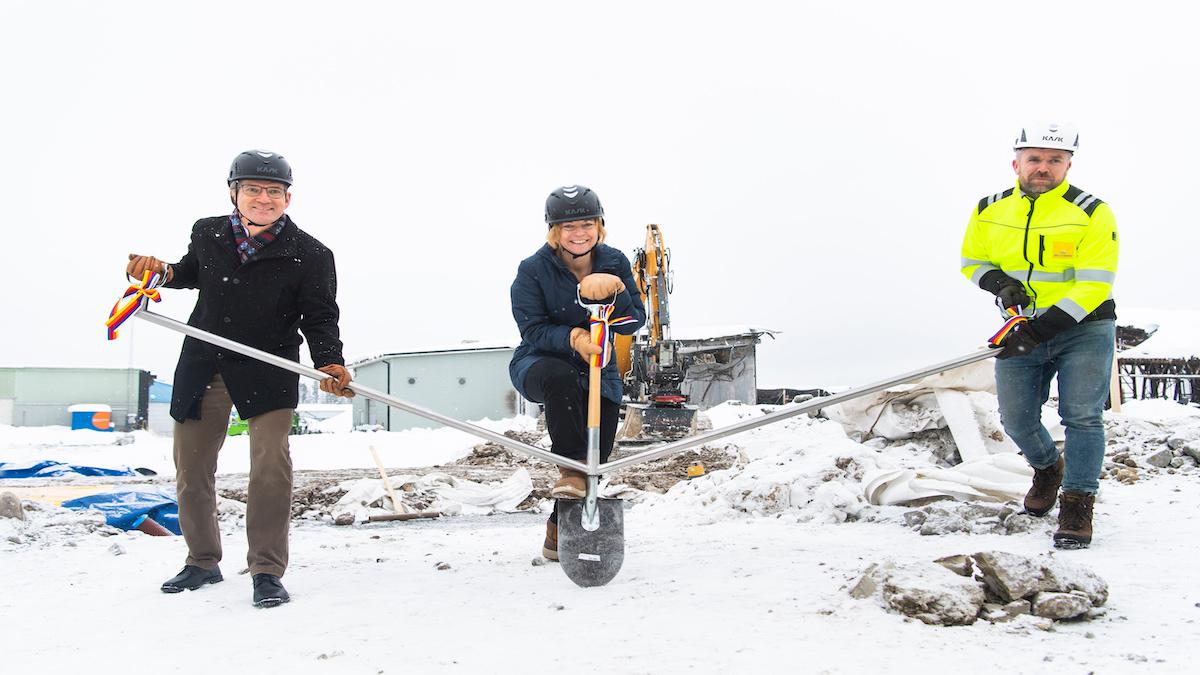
[106,271,165,340]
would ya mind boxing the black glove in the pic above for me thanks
[979,270,1030,310]
[995,321,1040,360]
[995,282,1031,310]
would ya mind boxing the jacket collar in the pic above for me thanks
[211,214,301,263]
[247,216,302,261]
[1016,178,1071,201]
[536,242,622,274]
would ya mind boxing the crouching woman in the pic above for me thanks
[508,185,646,560]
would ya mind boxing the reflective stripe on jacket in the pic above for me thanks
[961,179,1118,323]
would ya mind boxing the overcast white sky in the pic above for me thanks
[1,0,1196,390]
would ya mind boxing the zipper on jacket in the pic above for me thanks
[1020,196,1038,302]
[1038,234,1046,266]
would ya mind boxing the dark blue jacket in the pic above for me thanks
[509,243,646,404]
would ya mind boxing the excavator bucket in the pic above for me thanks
[557,498,625,588]
[618,402,699,441]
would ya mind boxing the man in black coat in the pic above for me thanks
[127,149,353,608]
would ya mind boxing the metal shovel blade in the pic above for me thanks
[557,498,625,588]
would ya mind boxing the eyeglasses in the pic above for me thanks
[238,184,287,199]
[559,222,597,233]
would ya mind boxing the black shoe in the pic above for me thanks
[252,573,290,608]
[161,565,223,593]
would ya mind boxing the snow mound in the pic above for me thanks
[637,414,884,524]
[1115,398,1200,423]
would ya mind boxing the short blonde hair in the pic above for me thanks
[547,219,606,250]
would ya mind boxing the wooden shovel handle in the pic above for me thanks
[588,362,602,429]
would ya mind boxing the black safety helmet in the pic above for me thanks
[545,185,604,227]
[228,150,293,187]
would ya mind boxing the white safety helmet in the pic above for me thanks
[1013,122,1079,153]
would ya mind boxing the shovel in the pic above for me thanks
[557,290,629,588]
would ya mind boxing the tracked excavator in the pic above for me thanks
[614,224,700,441]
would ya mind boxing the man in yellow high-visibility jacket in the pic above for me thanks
[961,122,1118,549]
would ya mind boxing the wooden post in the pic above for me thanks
[366,511,440,523]
[369,445,409,514]
[1109,339,1122,412]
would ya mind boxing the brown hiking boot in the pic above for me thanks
[550,468,587,499]
[1024,455,1064,516]
[1053,490,1095,549]
[542,520,559,561]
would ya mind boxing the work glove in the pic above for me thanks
[578,273,625,301]
[570,327,605,360]
[995,321,1040,360]
[995,282,1031,310]
[127,253,172,282]
[317,364,355,398]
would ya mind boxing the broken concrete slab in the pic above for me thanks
[1031,591,1091,620]
[881,562,986,626]
[973,550,1109,606]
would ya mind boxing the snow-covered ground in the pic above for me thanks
[2,398,1199,673]
[0,411,531,477]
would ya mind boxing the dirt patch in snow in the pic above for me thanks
[451,432,737,496]
[215,430,736,517]
[608,446,737,493]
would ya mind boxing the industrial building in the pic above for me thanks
[669,330,770,409]
[349,329,771,432]
[350,343,525,432]
[0,367,157,431]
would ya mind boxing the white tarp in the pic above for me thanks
[822,360,1065,454]
[862,453,1034,505]
[333,467,533,521]
[821,360,1065,506]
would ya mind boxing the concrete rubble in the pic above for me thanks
[850,550,1108,626]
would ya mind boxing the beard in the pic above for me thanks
[1020,175,1061,197]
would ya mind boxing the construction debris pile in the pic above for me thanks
[896,502,1049,537]
[1101,407,1200,484]
[211,427,739,526]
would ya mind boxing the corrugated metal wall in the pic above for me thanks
[352,349,521,431]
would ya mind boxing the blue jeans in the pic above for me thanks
[995,319,1115,494]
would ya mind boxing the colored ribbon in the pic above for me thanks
[988,306,1029,347]
[586,304,637,368]
[106,270,165,340]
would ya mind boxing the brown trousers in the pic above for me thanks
[173,375,294,577]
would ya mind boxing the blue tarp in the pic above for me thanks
[0,460,140,478]
[61,488,181,535]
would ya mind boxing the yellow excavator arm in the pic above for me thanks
[616,224,669,377]
[616,224,696,441]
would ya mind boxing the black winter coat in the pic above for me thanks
[165,215,344,422]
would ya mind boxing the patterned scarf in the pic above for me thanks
[230,210,286,264]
